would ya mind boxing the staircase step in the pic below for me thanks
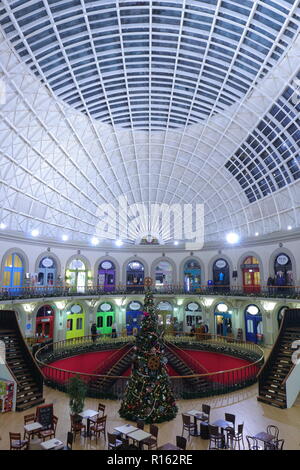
[16,396,45,412]
[257,395,286,408]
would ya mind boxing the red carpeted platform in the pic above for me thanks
[43,348,254,385]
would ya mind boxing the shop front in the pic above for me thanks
[184,302,203,333]
[37,257,57,290]
[66,259,88,293]
[274,253,293,294]
[66,304,85,340]
[126,261,145,292]
[126,301,144,335]
[154,260,173,290]
[213,258,230,292]
[35,305,55,342]
[96,302,115,335]
[241,256,261,294]
[97,260,116,292]
[214,303,232,337]
[245,304,263,344]
[3,253,24,295]
[184,259,201,292]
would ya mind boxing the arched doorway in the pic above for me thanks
[97,260,116,292]
[184,259,201,292]
[274,253,294,294]
[35,305,55,342]
[241,256,261,294]
[156,301,173,330]
[3,253,24,294]
[126,301,144,335]
[214,303,232,337]
[66,304,85,340]
[66,259,88,293]
[96,302,115,335]
[184,302,203,333]
[126,261,145,292]
[245,304,263,344]
[37,257,57,289]
[277,306,288,330]
[213,258,230,292]
[154,260,173,290]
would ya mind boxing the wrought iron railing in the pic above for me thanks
[0,283,298,301]
[35,334,264,400]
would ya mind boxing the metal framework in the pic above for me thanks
[0,0,299,244]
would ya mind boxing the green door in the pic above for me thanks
[96,311,114,335]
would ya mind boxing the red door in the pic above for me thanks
[243,268,261,294]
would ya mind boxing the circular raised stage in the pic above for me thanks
[37,335,264,400]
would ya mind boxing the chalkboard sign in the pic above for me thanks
[36,404,53,430]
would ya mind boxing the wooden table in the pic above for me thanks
[127,429,152,449]
[24,421,43,438]
[114,424,138,436]
[158,442,180,450]
[40,438,64,450]
[78,409,99,437]
[211,419,232,449]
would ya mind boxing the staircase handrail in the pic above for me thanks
[165,341,209,375]
[93,343,133,377]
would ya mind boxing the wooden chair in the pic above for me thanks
[39,415,58,442]
[23,413,37,440]
[90,403,106,424]
[208,425,225,450]
[70,414,86,440]
[90,415,107,443]
[107,432,123,450]
[246,435,262,450]
[136,419,145,430]
[176,435,187,450]
[226,423,245,450]
[181,414,196,439]
[63,432,74,450]
[201,404,211,423]
[9,432,29,450]
[142,424,158,450]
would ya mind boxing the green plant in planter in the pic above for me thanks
[68,375,87,416]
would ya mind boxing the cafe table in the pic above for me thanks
[114,424,138,437]
[186,409,207,436]
[253,432,276,449]
[127,429,152,450]
[158,443,180,450]
[78,409,99,437]
[24,421,43,439]
[40,438,64,450]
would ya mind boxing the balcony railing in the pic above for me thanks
[35,334,264,400]
[0,283,298,301]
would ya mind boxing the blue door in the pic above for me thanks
[126,310,143,335]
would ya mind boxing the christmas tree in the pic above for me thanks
[119,289,178,423]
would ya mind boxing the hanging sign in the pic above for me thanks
[187,302,200,311]
[101,261,112,270]
[276,254,289,266]
[42,257,54,268]
[100,302,112,312]
[215,259,227,269]
[129,302,142,310]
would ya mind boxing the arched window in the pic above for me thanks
[96,302,115,334]
[274,253,293,291]
[155,260,173,289]
[3,253,24,293]
[241,256,261,294]
[213,258,230,291]
[184,259,201,292]
[126,261,145,292]
[36,305,55,341]
[244,304,263,344]
[214,303,232,337]
[97,260,116,291]
[126,300,144,335]
[184,302,202,331]
[156,301,173,328]
[66,304,85,340]
[38,257,57,287]
[66,259,87,293]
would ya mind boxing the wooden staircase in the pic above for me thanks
[89,345,134,394]
[257,309,300,409]
[0,312,44,411]
[165,343,210,393]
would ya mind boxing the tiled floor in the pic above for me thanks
[0,383,299,450]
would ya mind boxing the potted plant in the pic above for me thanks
[68,375,87,422]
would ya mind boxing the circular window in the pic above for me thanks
[246,305,260,315]
[216,303,228,313]
[70,304,82,314]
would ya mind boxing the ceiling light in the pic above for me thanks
[287,225,292,230]
[0,223,6,229]
[226,232,239,244]
[115,239,123,247]
[62,234,69,241]
[31,229,39,237]
[255,232,259,237]
[91,237,99,245]
[174,241,179,245]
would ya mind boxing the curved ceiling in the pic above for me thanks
[0,0,300,246]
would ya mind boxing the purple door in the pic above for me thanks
[98,261,116,292]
